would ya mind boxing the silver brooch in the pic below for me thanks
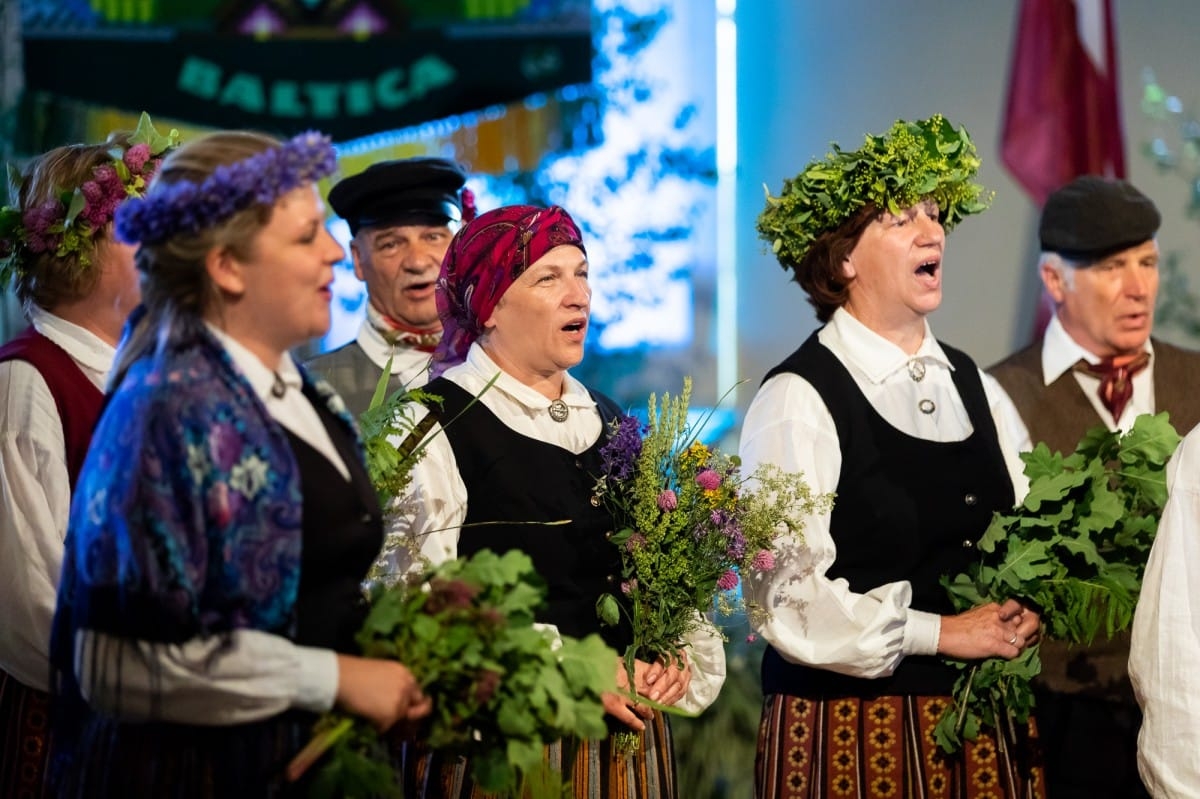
[907,359,926,382]
[548,398,570,423]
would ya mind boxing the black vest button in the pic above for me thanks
[606,574,616,583]
[575,459,583,469]
[964,493,978,506]
[962,539,974,548]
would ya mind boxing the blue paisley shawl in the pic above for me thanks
[50,326,362,705]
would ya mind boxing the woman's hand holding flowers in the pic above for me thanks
[636,651,691,705]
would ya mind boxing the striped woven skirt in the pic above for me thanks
[756,694,1045,799]
[0,670,53,799]
[401,711,676,798]
[51,709,315,798]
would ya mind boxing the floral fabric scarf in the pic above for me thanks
[430,204,585,376]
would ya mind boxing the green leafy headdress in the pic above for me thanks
[757,114,992,274]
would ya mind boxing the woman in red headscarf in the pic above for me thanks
[378,205,726,798]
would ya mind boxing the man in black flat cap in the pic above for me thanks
[990,174,1200,799]
[308,157,474,416]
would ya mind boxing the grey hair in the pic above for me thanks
[1040,251,1081,291]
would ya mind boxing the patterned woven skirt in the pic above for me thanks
[756,694,1045,799]
[0,670,53,799]
[401,712,676,799]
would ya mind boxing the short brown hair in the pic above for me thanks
[788,203,878,322]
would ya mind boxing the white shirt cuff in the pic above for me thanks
[293,645,339,713]
[904,609,942,657]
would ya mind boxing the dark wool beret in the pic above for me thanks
[329,157,467,235]
[1039,175,1161,263]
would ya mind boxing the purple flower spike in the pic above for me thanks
[717,570,739,591]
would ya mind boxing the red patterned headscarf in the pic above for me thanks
[431,204,586,376]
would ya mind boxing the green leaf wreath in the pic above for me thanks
[934,412,1182,752]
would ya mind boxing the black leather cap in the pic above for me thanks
[1039,175,1161,263]
[329,157,467,236]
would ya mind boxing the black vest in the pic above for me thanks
[760,333,1014,698]
[424,378,632,653]
[285,383,383,654]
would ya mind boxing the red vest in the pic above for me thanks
[0,326,105,489]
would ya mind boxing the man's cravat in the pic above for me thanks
[1073,352,1151,421]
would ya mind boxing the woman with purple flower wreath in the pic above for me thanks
[380,204,726,798]
[47,130,431,798]
[0,113,177,799]
[743,116,1046,797]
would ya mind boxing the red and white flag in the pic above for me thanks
[1000,0,1125,207]
[1001,0,1124,339]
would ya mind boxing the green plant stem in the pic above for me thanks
[285,716,354,782]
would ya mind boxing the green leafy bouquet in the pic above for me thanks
[291,370,614,796]
[934,412,1181,753]
[290,549,617,798]
[591,377,830,735]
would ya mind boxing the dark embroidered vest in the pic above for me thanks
[0,326,104,489]
[424,378,632,654]
[284,383,383,653]
[760,333,1014,698]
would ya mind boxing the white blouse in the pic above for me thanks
[0,308,112,691]
[739,308,1030,679]
[1129,427,1200,796]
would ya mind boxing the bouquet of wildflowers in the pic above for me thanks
[592,377,831,681]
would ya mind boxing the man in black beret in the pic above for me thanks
[989,174,1200,799]
[307,157,474,416]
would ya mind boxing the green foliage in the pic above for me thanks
[357,378,441,509]
[934,413,1181,752]
[303,549,616,798]
[756,114,991,276]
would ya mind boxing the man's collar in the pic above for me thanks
[1040,314,1154,385]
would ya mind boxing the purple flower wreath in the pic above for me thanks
[115,130,338,246]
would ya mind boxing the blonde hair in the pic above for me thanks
[110,131,281,389]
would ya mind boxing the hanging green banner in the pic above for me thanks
[22,29,591,139]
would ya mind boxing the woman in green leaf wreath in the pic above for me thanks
[742,115,1046,798]
[382,203,727,798]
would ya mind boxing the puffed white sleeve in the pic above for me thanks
[738,373,941,679]
[0,362,69,691]
[1130,429,1200,798]
[675,612,726,713]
